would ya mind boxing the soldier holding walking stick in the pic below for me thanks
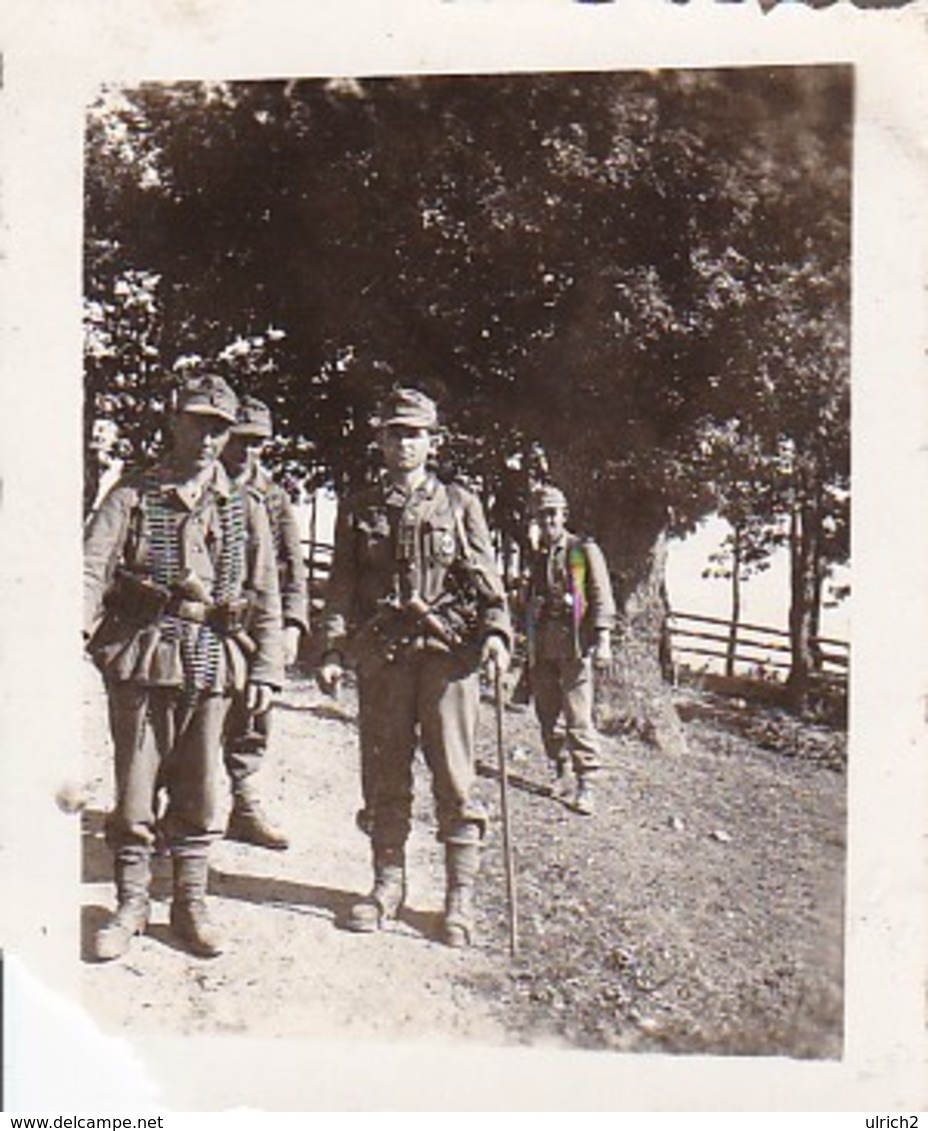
[317,387,512,948]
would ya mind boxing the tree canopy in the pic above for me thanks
[86,68,849,494]
[85,66,851,722]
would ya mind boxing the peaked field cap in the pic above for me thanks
[175,374,239,424]
[374,387,439,430]
[234,395,273,438]
[530,484,568,512]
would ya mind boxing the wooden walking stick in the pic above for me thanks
[494,662,519,958]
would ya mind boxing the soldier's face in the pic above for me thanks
[171,412,231,473]
[223,433,264,477]
[379,424,433,473]
[537,505,567,546]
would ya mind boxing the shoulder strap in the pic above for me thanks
[566,536,589,625]
[443,482,476,568]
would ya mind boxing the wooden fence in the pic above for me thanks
[667,609,849,688]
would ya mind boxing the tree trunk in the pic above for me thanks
[726,524,742,679]
[547,452,688,756]
[809,553,825,672]
[786,475,822,712]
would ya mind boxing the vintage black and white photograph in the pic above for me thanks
[2,0,926,1115]
[79,66,851,1056]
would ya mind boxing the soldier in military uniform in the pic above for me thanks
[524,484,616,816]
[317,387,511,948]
[220,396,309,850]
[83,375,283,960]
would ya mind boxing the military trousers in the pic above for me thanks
[531,654,601,773]
[356,648,487,850]
[104,679,231,851]
[223,690,272,783]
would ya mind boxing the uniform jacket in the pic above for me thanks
[83,461,284,691]
[239,462,309,634]
[322,472,512,662]
[525,531,616,663]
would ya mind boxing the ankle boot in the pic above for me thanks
[94,847,152,961]
[550,758,574,802]
[170,848,223,958]
[226,778,289,851]
[347,845,406,932]
[441,841,481,948]
[571,772,596,816]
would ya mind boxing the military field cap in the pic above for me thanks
[234,395,273,439]
[374,387,439,431]
[530,484,568,513]
[174,374,239,424]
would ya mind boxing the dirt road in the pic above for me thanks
[81,664,846,1059]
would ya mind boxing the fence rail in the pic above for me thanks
[667,609,849,687]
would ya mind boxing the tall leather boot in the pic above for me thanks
[94,845,152,961]
[441,840,481,949]
[169,847,223,958]
[226,774,289,851]
[347,844,406,933]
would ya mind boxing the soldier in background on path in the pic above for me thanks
[523,484,616,816]
[83,375,283,960]
[317,386,512,948]
[220,396,309,850]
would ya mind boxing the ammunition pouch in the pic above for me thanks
[414,598,480,653]
[103,569,256,654]
[205,596,251,636]
[104,568,171,626]
[347,603,405,665]
[351,590,481,664]
[534,592,574,623]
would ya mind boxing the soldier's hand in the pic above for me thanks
[592,632,613,675]
[283,624,302,668]
[317,657,344,698]
[481,633,511,677]
[247,680,275,715]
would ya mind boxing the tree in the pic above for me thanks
[84,66,852,745]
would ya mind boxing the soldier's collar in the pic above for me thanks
[231,460,270,491]
[545,531,571,553]
[156,461,233,508]
[381,470,437,506]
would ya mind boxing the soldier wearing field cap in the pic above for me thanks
[524,483,616,815]
[318,386,512,947]
[84,374,283,960]
[220,395,309,850]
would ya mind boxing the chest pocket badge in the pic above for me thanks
[430,527,457,565]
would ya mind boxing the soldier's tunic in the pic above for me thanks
[224,462,309,770]
[526,531,616,773]
[322,473,511,848]
[83,461,283,850]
